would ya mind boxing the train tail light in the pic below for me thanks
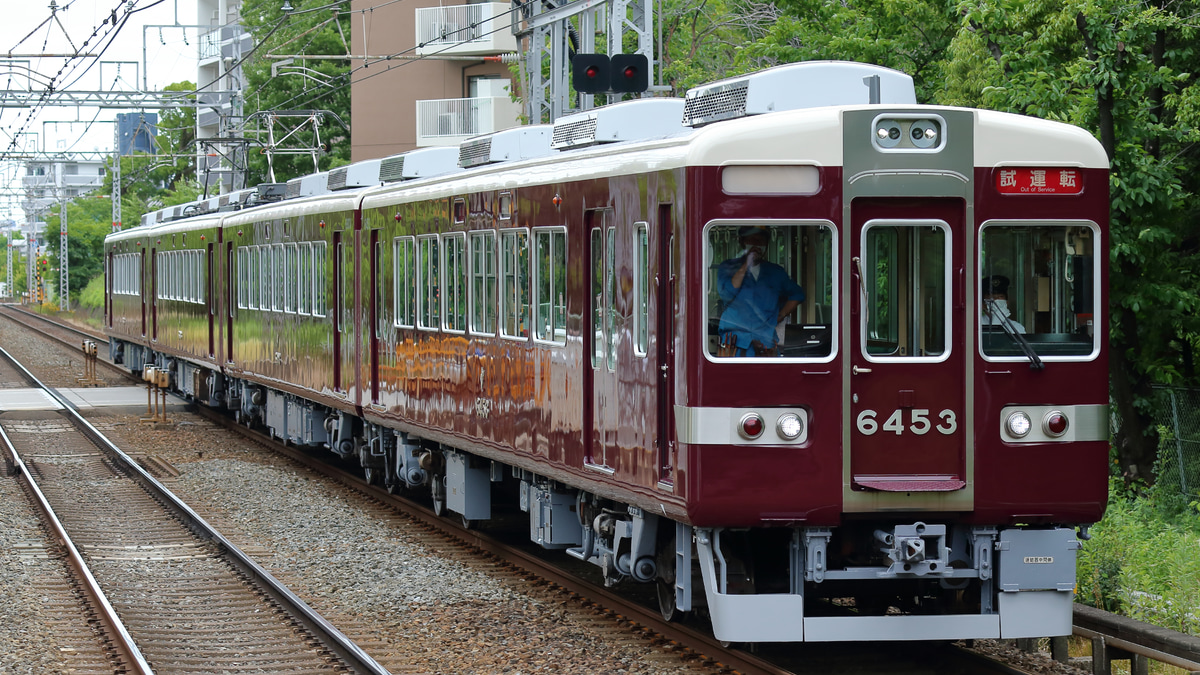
[1042,410,1069,437]
[739,413,765,440]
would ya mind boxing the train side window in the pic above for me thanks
[258,246,269,310]
[533,227,566,344]
[273,244,286,312]
[980,222,1098,359]
[500,229,530,339]
[705,221,835,360]
[634,222,649,356]
[418,235,441,330]
[469,230,497,335]
[863,221,948,360]
[443,233,467,333]
[285,243,298,313]
[298,243,312,316]
[237,248,247,309]
[499,192,512,220]
[590,227,603,367]
[312,241,327,317]
[393,237,415,328]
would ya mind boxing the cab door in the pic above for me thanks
[846,198,969,510]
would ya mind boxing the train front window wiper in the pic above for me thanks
[985,300,1043,370]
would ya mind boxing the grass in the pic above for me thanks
[1076,475,1200,636]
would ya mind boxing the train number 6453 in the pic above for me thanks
[856,409,957,436]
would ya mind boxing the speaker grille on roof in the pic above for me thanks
[379,156,406,182]
[551,116,598,149]
[327,167,348,191]
[459,137,494,168]
[683,79,750,128]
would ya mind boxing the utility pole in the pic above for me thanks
[59,199,68,311]
[112,124,122,232]
[5,230,11,300]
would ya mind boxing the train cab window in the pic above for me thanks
[635,223,649,356]
[705,221,835,360]
[393,237,416,328]
[590,227,604,367]
[533,228,566,344]
[418,235,441,330]
[862,221,949,360]
[980,222,1098,359]
[501,229,530,339]
[312,241,327,317]
[443,233,468,332]
[469,231,497,334]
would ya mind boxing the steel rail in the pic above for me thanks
[0,345,392,675]
[0,419,154,675]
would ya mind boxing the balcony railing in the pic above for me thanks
[415,3,517,56]
[199,30,221,62]
[416,96,523,147]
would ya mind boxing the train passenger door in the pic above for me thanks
[226,242,235,363]
[207,243,216,357]
[150,247,158,341]
[846,199,968,509]
[368,228,381,405]
[332,230,344,392]
[585,209,617,472]
[655,206,677,487]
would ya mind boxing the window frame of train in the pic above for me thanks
[978,219,1101,361]
[417,234,441,331]
[861,219,951,362]
[633,221,649,357]
[469,230,498,335]
[393,236,416,329]
[532,226,567,345]
[259,245,270,311]
[237,247,248,308]
[703,219,837,362]
[442,232,468,333]
[311,241,328,318]
[284,243,299,313]
[500,227,531,340]
[297,242,312,316]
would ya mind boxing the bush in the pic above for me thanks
[1077,478,1200,635]
[79,275,104,309]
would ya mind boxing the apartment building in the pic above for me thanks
[197,0,252,193]
[349,0,521,162]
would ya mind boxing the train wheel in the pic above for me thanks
[460,515,474,529]
[363,466,379,485]
[656,532,686,622]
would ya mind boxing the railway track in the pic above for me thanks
[0,343,389,674]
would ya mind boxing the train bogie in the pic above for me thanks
[105,60,1109,644]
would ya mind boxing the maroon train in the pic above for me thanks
[105,61,1110,642]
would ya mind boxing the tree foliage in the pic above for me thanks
[240,0,352,184]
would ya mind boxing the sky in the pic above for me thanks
[0,0,200,221]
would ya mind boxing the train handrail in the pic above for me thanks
[1074,604,1200,672]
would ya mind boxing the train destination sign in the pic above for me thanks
[995,167,1083,195]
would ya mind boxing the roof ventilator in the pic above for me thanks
[458,126,553,169]
[551,99,687,150]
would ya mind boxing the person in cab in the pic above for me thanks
[716,225,806,356]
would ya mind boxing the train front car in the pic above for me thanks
[677,64,1109,642]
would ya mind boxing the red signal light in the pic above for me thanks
[739,413,765,440]
[1043,411,1069,437]
[623,66,637,79]
[586,65,601,79]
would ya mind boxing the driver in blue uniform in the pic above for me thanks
[716,225,805,356]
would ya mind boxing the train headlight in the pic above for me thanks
[1006,411,1032,438]
[1043,410,1069,437]
[776,413,804,440]
[909,119,941,148]
[739,413,765,440]
[875,120,902,148]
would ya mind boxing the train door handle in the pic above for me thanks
[853,365,872,375]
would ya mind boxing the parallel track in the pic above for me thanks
[0,343,390,674]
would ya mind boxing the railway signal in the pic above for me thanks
[571,54,649,94]
[610,54,649,93]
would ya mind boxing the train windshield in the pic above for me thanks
[705,221,834,360]
[980,223,1098,359]
[862,222,949,360]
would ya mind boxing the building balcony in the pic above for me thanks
[415,3,517,57]
[416,96,523,147]
[199,29,222,63]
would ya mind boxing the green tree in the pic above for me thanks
[942,0,1200,484]
[240,0,352,184]
[45,197,114,301]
